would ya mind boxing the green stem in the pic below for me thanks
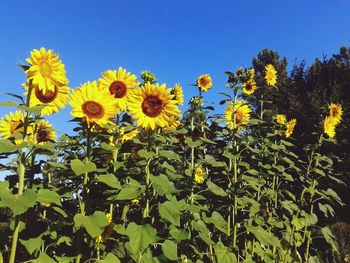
[260,94,264,119]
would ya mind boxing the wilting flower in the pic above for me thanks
[95,213,114,244]
[285,119,297,138]
[128,82,181,131]
[26,48,68,94]
[242,78,257,95]
[70,81,118,127]
[275,114,287,126]
[99,67,140,111]
[224,100,252,131]
[264,64,277,87]
[23,83,70,116]
[194,165,205,184]
[328,103,342,125]
[172,83,184,105]
[35,120,56,144]
[196,74,212,91]
[323,116,337,138]
[0,111,33,143]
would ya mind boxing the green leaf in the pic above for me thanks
[207,181,227,197]
[126,222,157,255]
[150,174,170,196]
[0,139,26,153]
[199,137,217,144]
[0,100,18,106]
[159,150,181,161]
[97,174,121,189]
[0,251,2,263]
[20,237,43,254]
[37,189,61,206]
[74,211,108,238]
[214,242,237,263]
[185,137,202,147]
[35,253,56,263]
[205,211,227,234]
[245,225,281,247]
[1,189,37,215]
[137,149,155,160]
[318,203,334,217]
[204,155,226,167]
[162,240,178,260]
[70,159,96,175]
[96,253,120,263]
[321,226,338,252]
[115,179,142,200]
[47,161,66,169]
[158,198,184,226]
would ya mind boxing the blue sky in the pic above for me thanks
[0,0,349,135]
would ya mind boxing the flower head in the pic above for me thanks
[264,64,277,87]
[224,101,252,131]
[242,78,257,95]
[172,83,184,105]
[34,120,56,144]
[285,119,297,138]
[128,82,181,131]
[275,114,287,126]
[323,116,337,138]
[99,67,140,111]
[328,103,342,125]
[0,111,33,144]
[121,129,139,142]
[194,165,205,184]
[70,81,119,127]
[141,71,157,84]
[196,74,212,91]
[26,48,68,94]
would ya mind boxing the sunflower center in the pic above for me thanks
[82,101,105,119]
[330,108,339,117]
[40,61,53,77]
[234,111,244,125]
[199,77,209,87]
[37,129,50,143]
[109,81,127,98]
[245,83,253,91]
[35,86,58,103]
[142,96,163,117]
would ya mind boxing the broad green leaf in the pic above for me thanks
[0,100,18,106]
[150,174,170,196]
[159,150,181,161]
[57,236,72,246]
[126,222,157,255]
[1,189,37,215]
[20,237,43,254]
[47,161,66,169]
[74,211,108,238]
[137,149,155,160]
[199,137,217,144]
[204,155,226,167]
[97,174,121,189]
[205,211,228,234]
[245,225,281,247]
[207,181,227,197]
[35,253,56,263]
[162,240,178,260]
[37,189,61,206]
[115,179,142,200]
[169,226,189,241]
[291,216,305,230]
[321,226,338,252]
[0,139,26,152]
[214,242,237,263]
[159,200,182,226]
[185,137,202,147]
[96,253,120,263]
[70,159,96,175]
[318,203,334,217]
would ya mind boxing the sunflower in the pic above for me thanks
[128,82,181,131]
[70,81,118,127]
[224,100,252,131]
[264,64,277,87]
[194,165,205,184]
[323,116,337,138]
[328,103,342,125]
[196,74,212,91]
[172,83,184,105]
[99,67,140,111]
[275,114,287,126]
[0,111,33,143]
[285,119,297,138]
[35,120,56,144]
[121,129,139,142]
[26,48,68,94]
[95,213,114,244]
[242,78,257,95]
[23,83,70,116]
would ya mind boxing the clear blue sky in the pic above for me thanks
[0,0,349,135]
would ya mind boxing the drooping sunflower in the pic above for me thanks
[128,82,181,131]
[323,116,337,138]
[224,100,252,131]
[35,120,56,144]
[95,213,114,244]
[99,67,140,111]
[0,111,33,143]
[328,103,342,125]
[23,83,70,116]
[264,64,277,87]
[194,165,205,184]
[196,74,212,91]
[26,48,68,94]
[275,114,287,126]
[285,119,297,138]
[70,81,118,127]
[242,78,257,95]
[172,83,184,105]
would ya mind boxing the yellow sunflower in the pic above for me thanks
[0,111,33,143]
[285,119,297,138]
[99,67,140,111]
[95,213,113,244]
[70,81,118,128]
[23,83,70,116]
[275,114,287,126]
[172,83,184,105]
[26,48,68,94]
[264,64,277,87]
[35,120,56,144]
[328,103,342,125]
[128,82,181,131]
[196,74,212,91]
[242,78,257,95]
[121,129,139,142]
[224,100,252,131]
[194,165,205,184]
[323,116,337,138]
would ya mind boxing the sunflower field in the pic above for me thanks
[0,48,345,263]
